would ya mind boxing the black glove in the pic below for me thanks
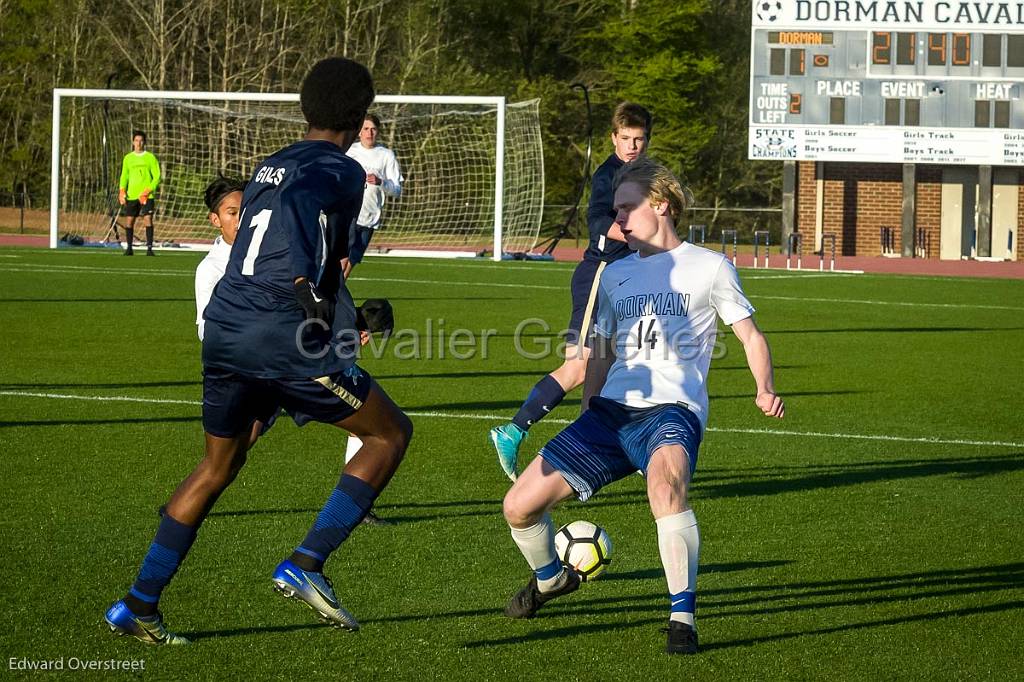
[356,298,394,334]
[293,278,334,327]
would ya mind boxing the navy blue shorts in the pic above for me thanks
[124,199,155,217]
[202,365,372,438]
[348,225,375,265]
[565,258,608,348]
[539,397,703,502]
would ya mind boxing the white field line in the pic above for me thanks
[1,389,1020,449]
[756,294,1024,311]
[0,262,1017,308]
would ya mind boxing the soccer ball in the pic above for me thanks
[757,0,782,22]
[554,520,612,581]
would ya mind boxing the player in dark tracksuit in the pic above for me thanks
[490,103,653,481]
[105,58,412,646]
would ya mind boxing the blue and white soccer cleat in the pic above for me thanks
[272,559,359,631]
[490,423,527,482]
[104,600,189,645]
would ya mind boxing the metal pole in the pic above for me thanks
[820,234,836,271]
[688,224,705,245]
[721,229,737,265]
[787,233,802,270]
[492,97,505,261]
[50,90,60,249]
[754,230,770,268]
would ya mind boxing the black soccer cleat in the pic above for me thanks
[663,621,699,655]
[504,568,580,619]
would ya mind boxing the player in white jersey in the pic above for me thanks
[500,157,784,655]
[195,176,246,341]
[342,113,403,278]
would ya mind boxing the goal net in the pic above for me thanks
[50,91,545,259]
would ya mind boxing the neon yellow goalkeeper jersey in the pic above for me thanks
[119,151,161,200]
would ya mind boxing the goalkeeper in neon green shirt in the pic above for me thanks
[118,130,161,256]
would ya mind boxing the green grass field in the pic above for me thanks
[1,247,1022,680]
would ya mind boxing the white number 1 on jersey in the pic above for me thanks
[241,209,272,276]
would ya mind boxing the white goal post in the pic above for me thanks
[50,89,545,261]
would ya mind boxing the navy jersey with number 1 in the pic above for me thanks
[202,139,365,379]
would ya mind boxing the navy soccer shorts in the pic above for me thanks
[348,225,375,265]
[123,199,155,217]
[565,258,607,349]
[539,397,703,502]
[202,365,372,438]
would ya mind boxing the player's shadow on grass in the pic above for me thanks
[369,295,519,301]
[375,369,555,380]
[461,562,1024,650]
[0,415,199,428]
[406,389,864,413]
[186,622,326,641]
[0,380,200,389]
[764,325,1024,335]
[210,498,501,522]
[604,560,792,582]
[695,452,1024,498]
[0,297,194,303]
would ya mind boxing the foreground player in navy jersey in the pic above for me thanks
[490,103,652,480]
[105,57,413,645]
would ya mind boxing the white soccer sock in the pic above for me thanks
[656,509,700,627]
[344,435,362,464]
[509,514,565,591]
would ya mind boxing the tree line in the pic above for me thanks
[0,0,780,234]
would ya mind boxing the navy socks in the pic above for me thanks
[292,474,379,572]
[512,375,566,431]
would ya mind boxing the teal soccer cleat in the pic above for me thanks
[104,600,189,646]
[272,559,359,631]
[490,423,527,481]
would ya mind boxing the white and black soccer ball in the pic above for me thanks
[757,0,783,22]
[554,520,612,581]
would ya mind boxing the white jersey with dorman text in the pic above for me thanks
[592,241,755,428]
[345,143,403,230]
[194,236,232,340]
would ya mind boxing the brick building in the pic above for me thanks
[794,162,1023,261]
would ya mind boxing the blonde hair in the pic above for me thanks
[613,157,691,220]
[611,102,652,136]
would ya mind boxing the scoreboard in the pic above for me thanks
[748,0,1024,165]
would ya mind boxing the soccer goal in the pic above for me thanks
[50,90,545,260]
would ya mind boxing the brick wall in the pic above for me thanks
[794,162,946,258]
[792,163,903,256]
[796,161,816,250]
[1019,172,1024,262]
